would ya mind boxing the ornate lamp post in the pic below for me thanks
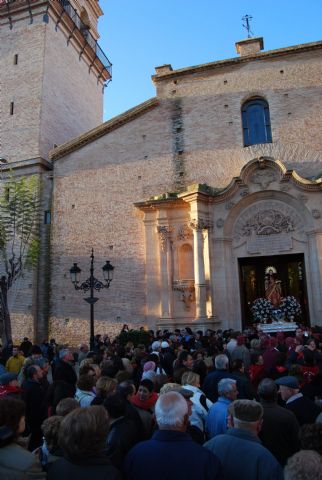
[69,249,114,350]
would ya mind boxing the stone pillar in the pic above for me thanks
[157,225,172,318]
[190,219,208,320]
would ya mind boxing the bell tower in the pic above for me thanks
[0,0,111,342]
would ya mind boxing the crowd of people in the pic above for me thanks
[0,325,322,479]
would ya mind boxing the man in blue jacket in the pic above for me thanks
[204,399,283,480]
[124,391,222,480]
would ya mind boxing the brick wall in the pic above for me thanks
[50,44,322,344]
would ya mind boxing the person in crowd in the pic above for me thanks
[117,380,144,435]
[284,450,322,480]
[91,376,117,405]
[75,374,96,407]
[141,361,156,382]
[40,416,63,472]
[22,365,47,451]
[0,397,44,479]
[204,399,284,480]
[181,371,212,434]
[131,379,157,437]
[52,349,77,387]
[275,375,321,425]
[160,340,175,377]
[299,423,322,455]
[203,354,232,402]
[263,337,281,377]
[78,343,89,364]
[104,393,139,469]
[173,350,194,383]
[230,335,251,372]
[5,346,25,374]
[230,359,254,399]
[47,406,121,479]
[124,391,222,480]
[206,378,238,439]
[257,378,300,465]
[55,398,79,417]
[0,372,22,398]
[20,337,33,357]
[226,333,237,356]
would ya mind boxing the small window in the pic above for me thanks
[14,54,18,65]
[44,210,51,225]
[10,102,14,115]
[242,98,272,146]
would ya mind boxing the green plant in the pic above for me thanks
[116,329,151,347]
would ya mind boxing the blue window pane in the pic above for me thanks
[242,98,272,146]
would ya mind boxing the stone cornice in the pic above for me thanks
[0,157,52,172]
[152,40,322,83]
[50,97,159,160]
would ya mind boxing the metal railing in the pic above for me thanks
[57,0,112,74]
[0,0,112,75]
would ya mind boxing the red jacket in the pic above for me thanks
[0,384,22,398]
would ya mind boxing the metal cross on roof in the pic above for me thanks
[242,14,253,38]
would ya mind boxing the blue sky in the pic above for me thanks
[98,0,322,121]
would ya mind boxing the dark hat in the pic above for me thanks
[275,376,299,389]
[0,373,18,385]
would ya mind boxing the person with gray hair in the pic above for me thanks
[258,378,300,465]
[124,391,222,480]
[203,354,232,402]
[204,399,284,480]
[284,450,322,480]
[205,378,238,439]
[52,348,77,388]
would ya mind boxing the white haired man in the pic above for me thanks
[124,391,222,480]
[52,348,77,388]
[203,354,231,402]
[206,378,238,439]
[204,399,283,480]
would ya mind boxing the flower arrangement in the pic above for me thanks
[279,296,301,320]
[251,298,273,323]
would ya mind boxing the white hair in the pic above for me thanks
[218,378,236,396]
[215,354,229,370]
[284,450,322,480]
[155,391,188,428]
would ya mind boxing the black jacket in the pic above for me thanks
[52,360,77,387]
[286,395,321,426]
[21,379,47,429]
[47,455,121,480]
[259,401,300,465]
[106,417,139,468]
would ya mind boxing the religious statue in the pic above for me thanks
[264,266,282,308]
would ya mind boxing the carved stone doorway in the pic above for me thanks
[239,253,309,327]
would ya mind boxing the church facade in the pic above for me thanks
[50,37,322,344]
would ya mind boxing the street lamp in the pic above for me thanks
[69,248,114,350]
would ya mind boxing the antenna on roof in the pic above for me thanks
[242,14,253,38]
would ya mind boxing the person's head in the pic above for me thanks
[228,400,263,435]
[0,397,26,444]
[59,348,74,363]
[299,424,322,455]
[215,354,229,370]
[12,346,19,357]
[231,359,245,373]
[79,364,96,377]
[181,371,200,388]
[117,380,136,401]
[138,379,154,402]
[151,341,161,353]
[58,406,109,461]
[79,343,89,353]
[307,339,317,351]
[103,393,127,420]
[177,351,193,369]
[26,364,43,382]
[275,376,300,402]
[258,378,278,403]
[250,338,261,350]
[95,376,117,398]
[284,450,322,480]
[76,374,95,392]
[55,398,79,417]
[42,416,63,453]
[155,391,188,432]
[0,373,19,388]
[251,353,264,366]
[29,344,43,359]
[218,378,238,401]
[34,357,50,374]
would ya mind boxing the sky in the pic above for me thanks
[98,0,322,121]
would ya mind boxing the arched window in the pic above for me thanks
[242,98,272,146]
